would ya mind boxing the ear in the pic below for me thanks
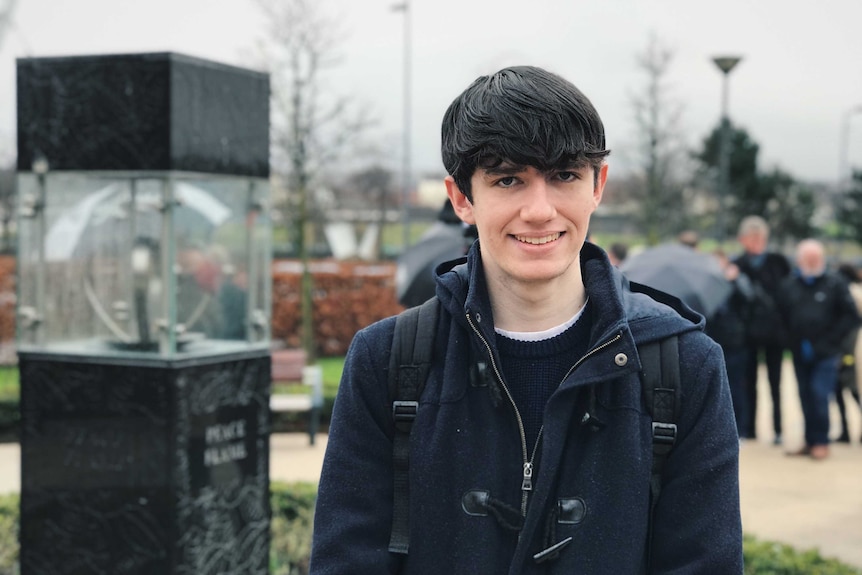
[445,176,476,225]
[593,163,609,207]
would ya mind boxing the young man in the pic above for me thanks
[734,215,791,444]
[310,66,742,574]
[778,239,861,460]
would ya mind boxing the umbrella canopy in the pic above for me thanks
[396,222,472,308]
[619,243,732,319]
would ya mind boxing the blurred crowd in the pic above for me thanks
[610,216,862,461]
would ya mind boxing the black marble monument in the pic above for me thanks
[16,52,272,575]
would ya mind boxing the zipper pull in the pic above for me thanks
[521,462,533,492]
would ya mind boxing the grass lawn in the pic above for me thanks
[271,356,343,403]
[0,366,18,402]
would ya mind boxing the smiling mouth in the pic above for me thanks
[514,232,562,245]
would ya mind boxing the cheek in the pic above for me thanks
[580,198,600,217]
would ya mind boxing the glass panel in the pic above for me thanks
[15,173,41,345]
[174,177,251,344]
[17,171,271,359]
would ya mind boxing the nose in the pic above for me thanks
[520,180,556,221]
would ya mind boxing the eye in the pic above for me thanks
[496,176,518,188]
[556,171,579,182]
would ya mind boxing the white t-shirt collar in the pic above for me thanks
[495,298,589,342]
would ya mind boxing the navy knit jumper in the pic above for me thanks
[495,308,592,450]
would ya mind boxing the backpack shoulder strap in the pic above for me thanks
[388,296,440,554]
[639,334,680,567]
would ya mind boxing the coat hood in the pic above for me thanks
[434,240,704,353]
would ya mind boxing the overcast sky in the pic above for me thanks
[2,0,862,186]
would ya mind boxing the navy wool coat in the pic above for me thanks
[310,242,743,574]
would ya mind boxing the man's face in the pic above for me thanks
[446,162,606,290]
[796,242,825,277]
[738,231,768,255]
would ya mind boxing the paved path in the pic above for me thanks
[738,359,862,569]
[1,359,861,568]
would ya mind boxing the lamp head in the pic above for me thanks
[712,56,742,75]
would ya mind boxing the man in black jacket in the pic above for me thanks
[734,216,791,444]
[708,249,754,439]
[778,239,861,460]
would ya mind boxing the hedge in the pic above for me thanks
[1,484,861,575]
[271,259,404,356]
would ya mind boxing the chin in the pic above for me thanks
[515,262,573,284]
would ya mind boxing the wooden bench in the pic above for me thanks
[269,348,323,445]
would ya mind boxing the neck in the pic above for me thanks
[487,272,587,333]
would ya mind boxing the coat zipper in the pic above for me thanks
[467,311,622,517]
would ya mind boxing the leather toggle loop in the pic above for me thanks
[461,490,490,516]
[557,497,586,525]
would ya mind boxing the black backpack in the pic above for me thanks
[387,296,680,559]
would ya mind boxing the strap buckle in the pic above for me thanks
[652,422,677,445]
[392,400,419,422]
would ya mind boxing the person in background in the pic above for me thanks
[607,241,628,266]
[734,215,791,444]
[707,249,754,440]
[217,261,249,340]
[777,240,861,460]
[835,262,862,443]
[677,230,700,249]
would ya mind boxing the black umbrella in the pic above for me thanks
[619,243,732,318]
[396,222,472,308]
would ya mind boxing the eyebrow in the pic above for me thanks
[481,163,526,176]
[482,161,590,178]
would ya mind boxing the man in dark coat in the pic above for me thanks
[310,66,742,574]
[707,250,754,439]
[778,239,861,460]
[734,215,791,444]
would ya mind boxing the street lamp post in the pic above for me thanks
[392,1,412,250]
[712,56,742,244]
[837,105,862,253]
[838,105,862,191]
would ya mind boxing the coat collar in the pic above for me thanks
[436,240,702,352]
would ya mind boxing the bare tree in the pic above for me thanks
[628,34,693,244]
[0,0,18,51]
[0,0,19,252]
[341,164,397,259]
[254,0,375,360]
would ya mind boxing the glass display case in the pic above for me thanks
[16,169,271,358]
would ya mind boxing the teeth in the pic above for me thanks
[516,233,560,245]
